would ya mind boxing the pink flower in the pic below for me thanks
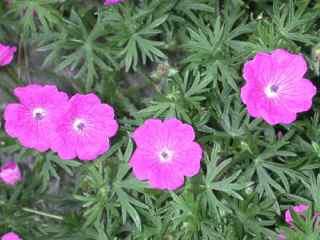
[1,232,22,240]
[129,118,202,190]
[0,162,22,186]
[277,233,286,240]
[241,49,316,125]
[4,85,69,152]
[104,0,123,5]
[51,94,118,161]
[284,204,309,225]
[0,43,16,66]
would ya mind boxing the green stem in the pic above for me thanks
[136,69,162,93]
[22,207,64,221]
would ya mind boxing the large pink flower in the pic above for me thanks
[1,232,22,240]
[104,0,123,5]
[4,85,69,152]
[0,161,22,186]
[284,204,309,225]
[0,43,16,66]
[129,118,202,190]
[51,94,118,161]
[241,49,316,125]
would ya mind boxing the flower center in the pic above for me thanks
[158,148,173,163]
[32,108,46,120]
[270,85,279,92]
[73,118,86,132]
[265,84,280,98]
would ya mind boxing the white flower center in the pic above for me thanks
[158,148,174,163]
[73,118,86,132]
[265,84,279,98]
[32,107,46,120]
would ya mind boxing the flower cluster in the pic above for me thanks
[2,48,318,193]
[2,1,319,239]
[4,86,202,190]
[4,85,118,161]
[1,32,319,240]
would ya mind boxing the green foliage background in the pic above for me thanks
[1,0,320,239]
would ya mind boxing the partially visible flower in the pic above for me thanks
[4,85,69,152]
[0,162,22,186]
[51,94,118,161]
[129,118,202,190]
[104,0,123,5]
[0,43,16,66]
[284,204,309,225]
[241,49,316,125]
[277,233,286,240]
[277,130,284,140]
[1,232,22,240]
[4,0,12,6]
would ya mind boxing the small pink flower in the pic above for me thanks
[104,0,123,5]
[51,94,118,161]
[0,162,22,186]
[0,43,16,66]
[284,204,309,225]
[1,232,22,240]
[241,49,316,125]
[129,118,202,190]
[4,85,69,152]
[277,233,286,240]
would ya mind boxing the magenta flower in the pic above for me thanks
[0,43,16,66]
[129,118,202,190]
[241,49,316,125]
[4,85,69,152]
[0,162,22,186]
[1,232,22,240]
[277,233,286,240]
[51,94,118,161]
[104,0,123,5]
[284,204,309,225]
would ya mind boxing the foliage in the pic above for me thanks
[1,0,320,239]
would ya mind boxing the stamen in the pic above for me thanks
[73,118,86,132]
[265,84,280,98]
[161,152,169,159]
[159,148,173,163]
[32,108,46,120]
[270,85,279,93]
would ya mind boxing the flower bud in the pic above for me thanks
[0,162,22,186]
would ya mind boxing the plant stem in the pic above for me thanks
[22,207,64,221]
